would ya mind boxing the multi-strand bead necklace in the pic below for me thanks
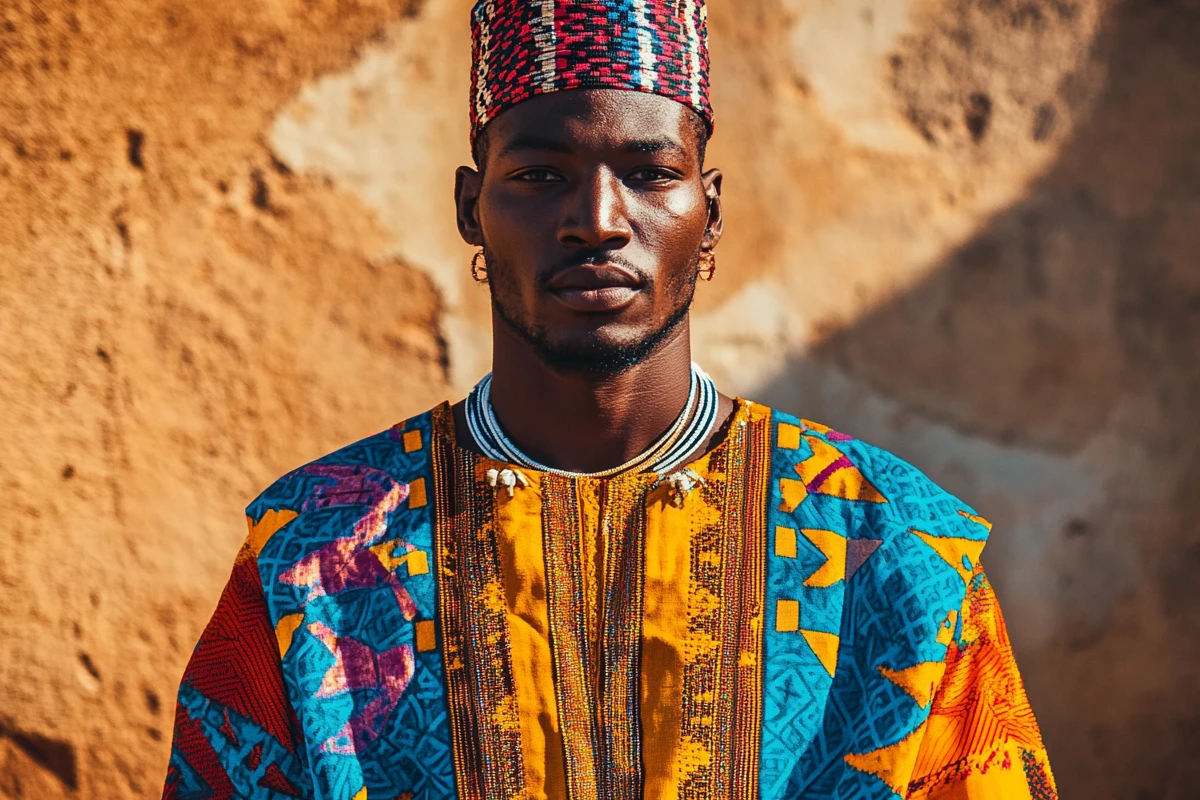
[465,363,720,480]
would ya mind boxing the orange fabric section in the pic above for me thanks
[491,471,566,800]
[905,566,1057,799]
[640,480,694,799]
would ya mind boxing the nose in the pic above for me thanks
[557,168,633,250]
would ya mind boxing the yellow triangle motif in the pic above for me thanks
[844,720,928,796]
[801,630,840,677]
[368,539,410,571]
[957,509,993,531]
[801,529,847,588]
[246,509,300,557]
[912,530,986,584]
[369,540,428,576]
[779,478,809,513]
[275,613,305,658]
[800,419,834,435]
[878,661,947,709]
[796,436,887,503]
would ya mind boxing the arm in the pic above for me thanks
[162,537,310,800]
[905,565,1057,799]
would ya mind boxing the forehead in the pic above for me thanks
[484,89,696,155]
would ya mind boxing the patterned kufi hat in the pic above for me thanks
[470,0,713,144]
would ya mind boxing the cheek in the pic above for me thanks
[635,196,709,270]
[480,196,528,251]
[658,187,707,223]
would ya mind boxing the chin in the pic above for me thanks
[496,295,690,373]
[532,325,668,373]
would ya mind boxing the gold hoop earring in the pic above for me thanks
[698,250,716,281]
[471,249,488,283]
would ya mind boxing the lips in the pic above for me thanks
[545,263,643,312]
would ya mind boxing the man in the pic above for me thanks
[163,2,1056,799]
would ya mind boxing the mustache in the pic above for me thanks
[536,251,649,288]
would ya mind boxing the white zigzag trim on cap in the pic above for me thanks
[633,0,657,91]
[474,2,496,126]
[536,0,557,91]
[685,2,703,109]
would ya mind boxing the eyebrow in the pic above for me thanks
[623,138,686,156]
[496,135,576,157]
[496,135,688,158]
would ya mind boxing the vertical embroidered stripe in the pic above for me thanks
[472,2,493,129]
[732,404,770,798]
[598,478,648,797]
[543,473,648,799]
[537,0,558,90]
[685,2,703,109]
[633,0,657,90]
[542,475,602,799]
[433,408,525,800]
[679,449,731,799]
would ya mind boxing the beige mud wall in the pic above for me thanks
[2,0,1197,798]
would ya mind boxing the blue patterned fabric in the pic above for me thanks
[760,412,991,799]
[255,410,455,800]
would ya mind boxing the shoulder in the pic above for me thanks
[243,405,441,557]
[758,404,991,547]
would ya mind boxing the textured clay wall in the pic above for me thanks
[2,0,1198,798]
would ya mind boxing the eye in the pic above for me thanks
[627,167,681,183]
[512,168,564,182]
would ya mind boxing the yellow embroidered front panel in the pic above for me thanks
[542,472,648,798]
[433,400,771,800]
[493,471,567,799]
[641,401,770,800]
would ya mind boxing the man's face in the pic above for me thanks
[455,89,723,373]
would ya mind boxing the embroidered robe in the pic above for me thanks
[162,400,1056,800]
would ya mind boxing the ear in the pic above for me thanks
[454,165,485,247]
[701,168,724,250]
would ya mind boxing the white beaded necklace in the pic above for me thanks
[465,363,720,479]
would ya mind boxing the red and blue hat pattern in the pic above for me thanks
[470,0,713,142]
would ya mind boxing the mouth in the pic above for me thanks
[545,263,643,313]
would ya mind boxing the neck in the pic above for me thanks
[484,319,694,473]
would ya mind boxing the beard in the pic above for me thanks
[486,248,700,375]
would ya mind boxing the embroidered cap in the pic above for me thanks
[470,0,713,144]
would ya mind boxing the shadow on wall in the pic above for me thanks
[759,2,1200,798]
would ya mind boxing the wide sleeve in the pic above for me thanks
[162,538,312,800]
[904,564,1057,799]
